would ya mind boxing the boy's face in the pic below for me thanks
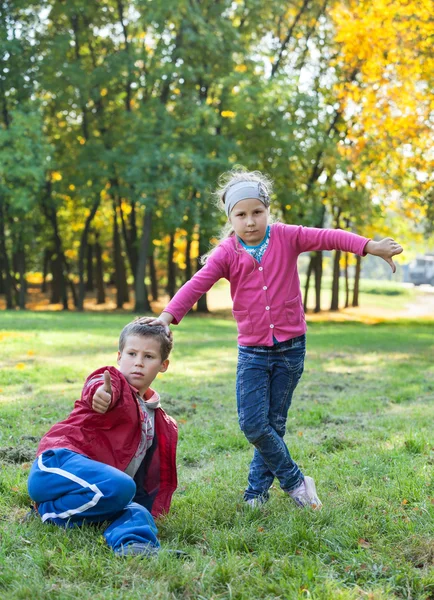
[117,335,169,397]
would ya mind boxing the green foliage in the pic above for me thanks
[0,1,430,309]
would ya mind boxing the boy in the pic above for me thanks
[27,321,177,557]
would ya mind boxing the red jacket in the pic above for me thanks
[36,366,178,518]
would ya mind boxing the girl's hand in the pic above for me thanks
[365,238,403,273]
[136,314,173,338]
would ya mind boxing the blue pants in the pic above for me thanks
[236,335,306,501]
[27,449,159,552]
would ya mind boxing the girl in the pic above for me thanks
[141,168,403,509]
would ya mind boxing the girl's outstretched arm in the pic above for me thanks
[364,238,403,273]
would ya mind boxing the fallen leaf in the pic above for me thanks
[358,538,371,548]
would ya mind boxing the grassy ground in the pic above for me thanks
[0,308,433,599]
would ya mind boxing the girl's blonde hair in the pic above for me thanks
[201,167,274,264]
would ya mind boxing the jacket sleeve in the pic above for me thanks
[81,366,122,410]
[292,225,370,256]
[163,244,230,325]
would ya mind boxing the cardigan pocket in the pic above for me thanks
[232,309,253,335]
[284,297,302,326]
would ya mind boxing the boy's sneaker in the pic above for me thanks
[115,543,160,557]
[21,504,39,523]
[288,476,322,509]
[115,543,188,559]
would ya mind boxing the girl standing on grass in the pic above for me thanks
[141,168,403,509]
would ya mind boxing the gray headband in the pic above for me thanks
[224,181,270,216]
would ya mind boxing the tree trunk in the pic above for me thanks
[167,232,176,299]
[86,243,94,292]
[344,252,350,308]
[330,249,341,311]
[16,239,26,310]
[119,198,138,276]
[314,251,323,313]
[50,253,66,307]
[0,201,14,309]
[149,251,158,302]
[41,249,51,293]
[196,230,209,313]
[134,207,152,313]
[185,228,193,283]
[112,201,129,308]
[95,234,105,304]
[78,198,100,311]
[352,255,361,307]
[41,186,69,310]
[303,255,314,312]
[0,256,4,295]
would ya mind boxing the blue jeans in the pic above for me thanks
[236,335,306,501]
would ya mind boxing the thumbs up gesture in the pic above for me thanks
[92,370,112,414]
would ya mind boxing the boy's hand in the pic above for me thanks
[92,370,112,414]
[365,238,403,273]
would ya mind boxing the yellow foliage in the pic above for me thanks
[69,184,75,191]
[100,88,108,97]
[221,110,236,118]
[65,249,77,260]
[51,171,62,182]
[120,201,132,216]
[235,64,247,73]
[330,0,433,220]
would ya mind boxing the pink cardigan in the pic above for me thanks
[164,223,370,346]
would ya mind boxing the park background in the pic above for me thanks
[0,1,433,599]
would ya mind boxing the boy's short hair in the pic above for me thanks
[119,320,173,361]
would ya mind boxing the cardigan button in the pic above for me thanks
[263,286,267,290]
[270,324,274,328]
[258,267,263,271]
[265,306,270,310]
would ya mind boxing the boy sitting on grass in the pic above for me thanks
[27,320,178,557]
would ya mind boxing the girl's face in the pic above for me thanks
[229,198,269,245]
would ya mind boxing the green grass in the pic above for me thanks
[0,311,433,599]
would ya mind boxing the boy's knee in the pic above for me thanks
[27,460,44,502]
[105,473,136,511]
